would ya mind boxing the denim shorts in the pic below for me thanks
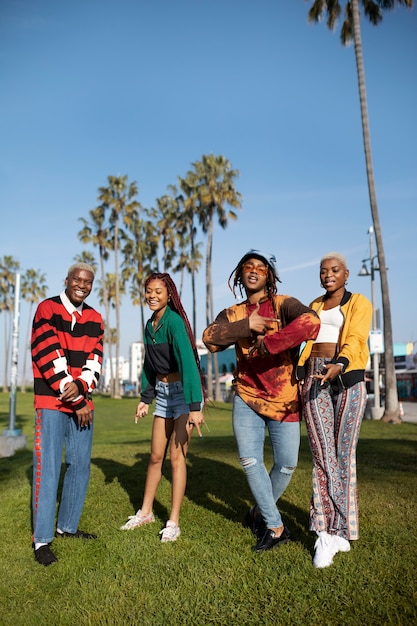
[154,380,189,419]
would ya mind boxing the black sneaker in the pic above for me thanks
[34,544,58,566]
[244,506,266,539]
[56,529,97,539]
[252,526,291,553]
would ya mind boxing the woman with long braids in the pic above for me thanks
[297,253,372,568]
[203,250,320,552]
[120,273,205,542]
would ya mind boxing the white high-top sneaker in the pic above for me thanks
[313,531,338,568]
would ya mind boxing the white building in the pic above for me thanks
[102,356,130,392]
[130,341,145,392]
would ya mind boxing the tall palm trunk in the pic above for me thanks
[100,247,113,395]
[114,217,121,399]
[205,215,220,401]
[351,0,399,422]
[191,231,197,336]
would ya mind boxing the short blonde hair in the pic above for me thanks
[67,262,95,279]
[320,252,347,268]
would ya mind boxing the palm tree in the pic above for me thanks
[155,185,204,317]
[185,154,242,400]
[97,175,140,399]
[177,175,204,336]
[122,208,159,341]
[78,205,113,393]
[97,273,126,394]
[156,188,180,272]
[306,0,413,423]
[0,256,20,391]
[73,251,98,273]
[20,269,48,393]
[172,220,203,303]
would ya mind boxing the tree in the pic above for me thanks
[78,205,114,393]
[20,269,48,393]
[0,256,20,391]
[97,273,126,393]
[177,176,204,336]
[155,184,204,325]
[122,207,159,342]
[172,213,203,304]
[97,175,141,399]
[306,0,413,423]
[73,251,98,273]
[185,154,242,400]
[155,188,180,272]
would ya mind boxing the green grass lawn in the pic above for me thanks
[1,393,416,625]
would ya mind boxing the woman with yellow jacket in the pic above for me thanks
[297,252,372,569]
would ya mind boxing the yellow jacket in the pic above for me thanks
[297,290,372,388]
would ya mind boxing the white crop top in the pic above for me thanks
[315,306,344,344]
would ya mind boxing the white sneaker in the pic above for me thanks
[120,510,155,530]
[159,520,181,543]
[333,535,351,553]
[313,532,338,568]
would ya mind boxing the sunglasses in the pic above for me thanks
[242,262,269,276]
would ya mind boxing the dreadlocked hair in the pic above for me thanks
[228,263,278,300]
[145,272,207,403]
[227,262,280,321]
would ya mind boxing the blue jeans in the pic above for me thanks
[232,395,300,529]
[154,380,191,418]
[32,408,94,544]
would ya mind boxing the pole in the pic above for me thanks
[0,272,27,457]
[369,228,381,414]
[8,272,21,433]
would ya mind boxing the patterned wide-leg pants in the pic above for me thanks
[303,357,367,540]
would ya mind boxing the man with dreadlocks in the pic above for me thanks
[120,273,205,542]
[203,250,320,552]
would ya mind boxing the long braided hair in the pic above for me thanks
[227,259,280,319]
[145,272,207,401]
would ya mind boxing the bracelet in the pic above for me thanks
[335,362,345,373]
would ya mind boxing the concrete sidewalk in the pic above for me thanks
[400,401,417,423]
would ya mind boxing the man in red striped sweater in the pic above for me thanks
[31,262,104,566]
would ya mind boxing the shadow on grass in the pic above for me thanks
[4,422,415,554]
[0,448,33,480]
[92,435,310,548]
[0,410,32,437]
[357,438,417,472]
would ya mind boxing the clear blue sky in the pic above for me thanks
[1,0,416,382]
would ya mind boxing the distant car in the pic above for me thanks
[122,382,137,397]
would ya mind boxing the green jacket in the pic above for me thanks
[141,306,202,411]
[297,290,372,388]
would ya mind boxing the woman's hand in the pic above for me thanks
[135,402,149,423]
[188,410,204,438]
[313,363,343,385]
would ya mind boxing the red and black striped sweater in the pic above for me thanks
[31,291,104,412]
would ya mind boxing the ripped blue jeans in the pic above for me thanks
[232,395,300,529]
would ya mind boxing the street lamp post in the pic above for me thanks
[358,226,383,418]
[0,272,27,457]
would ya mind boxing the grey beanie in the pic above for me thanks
[239,249,280,282]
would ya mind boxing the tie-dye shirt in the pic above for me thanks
[203,295,320,421]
